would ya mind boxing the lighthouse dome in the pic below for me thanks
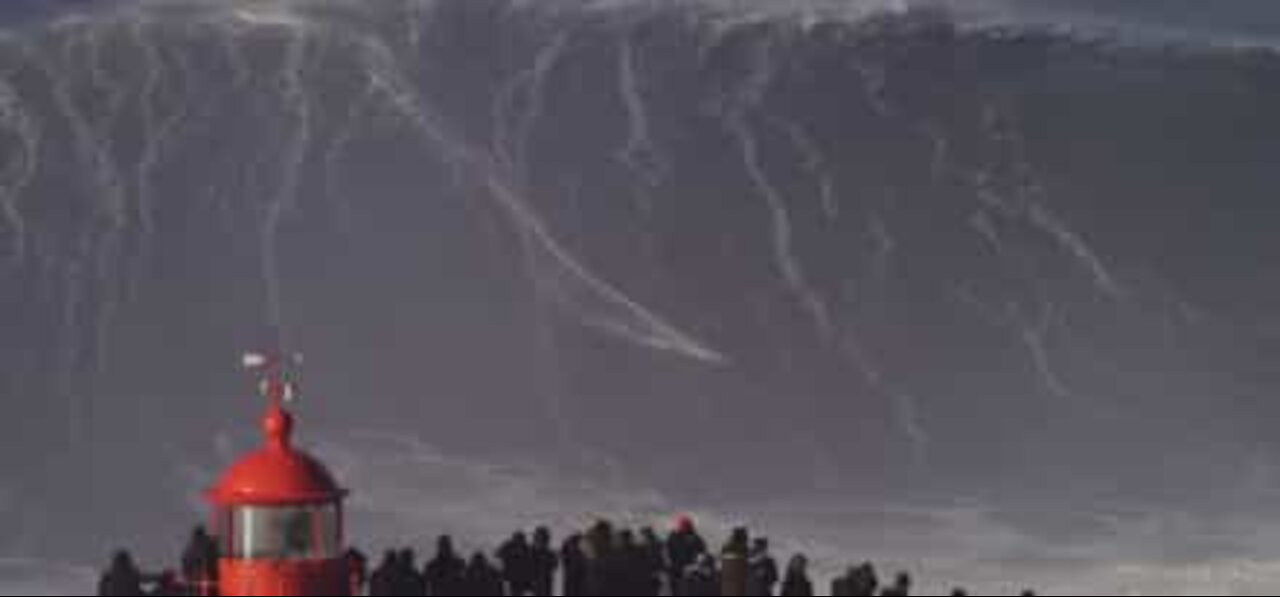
[207,406,345,507]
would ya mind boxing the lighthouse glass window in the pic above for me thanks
[227,504,340,560]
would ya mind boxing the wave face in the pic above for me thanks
[1,0,1280,577]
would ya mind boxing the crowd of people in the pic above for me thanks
[98,517,1040,596]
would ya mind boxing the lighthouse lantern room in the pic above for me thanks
[205,353,350,596]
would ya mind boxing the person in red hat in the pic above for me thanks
[666,514,707,589]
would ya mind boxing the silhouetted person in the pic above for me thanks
[747,538,779,596]
[98,550,144,597]
[840,562,878,596]
[530,527,558,596]
[680,553,719,597]
[666,515,707,585]
[396,548,426,596]
[615,529,652,596]
[425,536,466,596]
[879,572,911,597]
[180,526,218,592]
[585,520,616,595]
[560,534,587,597]
[594,528,633,596]
[346,547,369,597]
[832,567,854,596]
[721,527,751,596]
[464,553,503,597]
[779,555,813,597]
[638,527,665,596]
[369,550,399,597]
[499,531,535,595]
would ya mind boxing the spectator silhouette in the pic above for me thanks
[747,538,779,596]
[560,533,587,597]
[585,520,617,595]
[721,527,751,596]
[832,566,855,596]
[396,548,426,596]
[835,562,878,596]
[667,515,707,584]
[425,536,466,596]
[345,547,368,596]
[180,526,218,591]
[369,550,398,597]
[618,529,654,596]
[464,553,503,597]
[530,527,558,596]
[638,527,665,596]
[498,531,535,595]
[779,555,813,597]
[98,550,144,597]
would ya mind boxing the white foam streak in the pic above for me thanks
[357,39,727,365]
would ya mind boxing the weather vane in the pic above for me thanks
[241,351,304,407]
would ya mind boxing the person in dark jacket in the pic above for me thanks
[560,533,587,597]
[833,562,880,596]
[638,527,666,596]
[779,555,813,597]
[747,538,779,596]
[596,528,634,596]
[584,520,617,595]
[396,548,426,596]
[617,529,653,596]
[464,553,504,596]
[832,567,852,596]
[721,528,751,597]
[498,531,535,595]
[98,550,144,597]
[345,547,369,597]
[852,562,880,596]
[530,527,558,596]
[666,515,707,586]
[425,536,467,596]
[369,550,399,597]
[180,526,218,591]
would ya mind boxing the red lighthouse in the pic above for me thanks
[206,354,350,596]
